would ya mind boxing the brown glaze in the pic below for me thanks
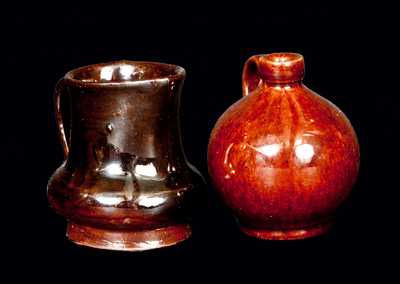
[48,61,203,251]
[67,223,191,251]
[208,53,359,240]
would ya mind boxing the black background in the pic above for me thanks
[3,3,397,281]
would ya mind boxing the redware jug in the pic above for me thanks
[208,53,359,240]
[48,61,203,251]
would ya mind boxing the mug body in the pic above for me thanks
[48,61,203,251]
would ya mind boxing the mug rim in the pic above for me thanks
[63,60,186,87]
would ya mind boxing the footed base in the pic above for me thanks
[67,222,191,251]
[240,222,333,240]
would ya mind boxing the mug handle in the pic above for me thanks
[54,78,69,159]
[242,55,263,97]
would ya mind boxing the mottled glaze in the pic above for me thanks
[48,61,203,251]
[208,53,359,240]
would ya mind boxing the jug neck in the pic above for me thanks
[258,53,305,84]
[243,53,305,96]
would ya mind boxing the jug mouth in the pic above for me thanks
[64,60,185,86]
[256,53,305,83]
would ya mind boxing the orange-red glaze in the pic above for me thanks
[208,53,359,240]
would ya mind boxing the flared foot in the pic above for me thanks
[67,222,191,251]
[240,222,333,240]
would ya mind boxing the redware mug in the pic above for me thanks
[48,61,203,251]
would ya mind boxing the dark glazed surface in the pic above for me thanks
[48,61,203,251]
[208,53,359,240]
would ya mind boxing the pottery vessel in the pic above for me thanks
[48,61,203,251]
[208,53,359,240]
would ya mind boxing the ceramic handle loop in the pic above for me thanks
[54,78,69,159]
[242,55,263,97]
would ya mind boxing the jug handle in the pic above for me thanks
[242,55,263,96]
[54,78,69,159]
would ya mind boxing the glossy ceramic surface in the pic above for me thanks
[208,53,359,240]
[48,61,203,251]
